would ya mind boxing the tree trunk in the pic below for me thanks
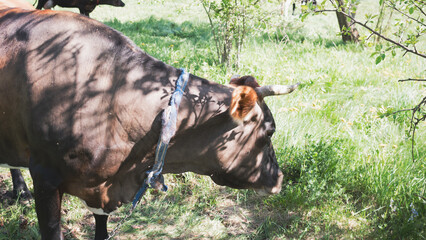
[336,0,359,42]
[374,1,386,43]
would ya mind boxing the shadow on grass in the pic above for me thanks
[266,30,350,48]
[260,21,354,50]
[102,16,356,76]
[102,17,217,70]
[100,190,354,239]
[0,181,39,239]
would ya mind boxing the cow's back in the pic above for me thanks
[0,9,172,183]
[0,9,138,170]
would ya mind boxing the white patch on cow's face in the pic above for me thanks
[79,199,110,215]
[43,0,54,9]
[0,164,28,170]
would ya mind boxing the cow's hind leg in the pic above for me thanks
[78,8,90,17]
[94,214,109,240]
[29,160,64,240]
[10,169,32,199]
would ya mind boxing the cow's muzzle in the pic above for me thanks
[256,170,283,195]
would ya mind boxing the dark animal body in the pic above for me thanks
[36,0,125,16]
[0,8,297,240]
[0,0,35,200]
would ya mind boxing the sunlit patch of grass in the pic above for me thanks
[266,32,424,237]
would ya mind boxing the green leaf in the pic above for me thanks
[379,0,384,6]
[371,51,379,57]
[375,55,382,64]
[409,7,414,14]
[301,12,309,22]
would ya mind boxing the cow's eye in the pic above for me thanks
[266,129,275,138]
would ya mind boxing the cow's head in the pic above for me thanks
[209,75,299,195]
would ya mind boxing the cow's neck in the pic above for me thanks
[161,75,236,175]
[99,63,234,211]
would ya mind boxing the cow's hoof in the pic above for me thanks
[13,189,32,200]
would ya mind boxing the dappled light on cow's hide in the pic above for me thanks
[176,75,231,131]
[0,8,296,240]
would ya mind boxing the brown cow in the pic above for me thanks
[0,0,35,200]
[0,8,298,240]
[36,0,125,16]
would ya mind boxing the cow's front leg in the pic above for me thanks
[94,214,109,240]
[30,161,64,240]
[10,169,32,199]
[33,179,64,239]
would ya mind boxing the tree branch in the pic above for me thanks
[398,78,426,82]
[200,1,221,64]
[413,0,426,5]
[327,0,335,8]
[315,9,426,58]
[252,0,261,6]
[390,108,414,115]
[408,96,426,161]
[315,9,337,13]
[385,2,426,27]
[390,95,426,162]
[412,1,426,17]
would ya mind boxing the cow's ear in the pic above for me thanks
[230,86,258,122]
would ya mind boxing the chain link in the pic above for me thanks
[105,208,135,240]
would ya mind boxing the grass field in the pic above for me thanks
[0,0,425,239]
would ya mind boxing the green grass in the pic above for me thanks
[1,0,425,239]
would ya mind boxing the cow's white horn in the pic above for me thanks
[256,83,300,97]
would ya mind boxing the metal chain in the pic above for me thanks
[105,208,136,240]
[105,182,149,240]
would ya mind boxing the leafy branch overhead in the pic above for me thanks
[306,0,425,160]
[199,0,271,69]
[309,0,425,59]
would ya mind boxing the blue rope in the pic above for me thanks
[132,68,189,210]
[131,183,148,210]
